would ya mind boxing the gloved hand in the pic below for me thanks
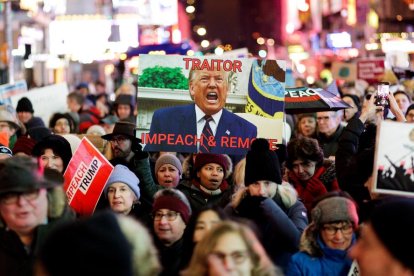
[306,177,327,196]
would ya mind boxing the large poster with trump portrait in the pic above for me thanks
[372,120,414,197]
[138,54,286,155]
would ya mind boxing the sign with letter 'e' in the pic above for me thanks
[63,137,113,216]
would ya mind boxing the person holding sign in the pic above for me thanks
[286,192,359,276]
[144,63,257,156]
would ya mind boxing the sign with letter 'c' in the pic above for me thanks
[63,137,113,216]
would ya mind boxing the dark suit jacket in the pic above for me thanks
[144,103,257,155]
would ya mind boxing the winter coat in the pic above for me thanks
[335,114,376,221]
[317,124,344,158]
[0,188,75,276]
[286,225,355,276]
[177,180,233,213]
[226,186,308,271]
[288,159,340,212]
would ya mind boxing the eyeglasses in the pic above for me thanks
[322,223,353,236]
[110,136,128,144]
[0,190,41,205]
[211,250,249,265]
[153,211,179,221]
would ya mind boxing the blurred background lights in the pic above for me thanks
[257,37,265,45]
[258,49,267,58]
[201,40,210,48]
[286,23,295,34]
[196,27,207,36]
[186,5,195,13]
[214,47,224,55]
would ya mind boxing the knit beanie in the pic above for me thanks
[370,197,414,272]
[27,126,53,142]
[155,154,183,175]
[16,97,34,113]
[39,211,133,276]
[12,135,36,156]
[32,135,73,171]
[311,196,359,227]
[244,138,282,186]
[104,164,140,200]
[152,189,192,224]
[194,153,228,176]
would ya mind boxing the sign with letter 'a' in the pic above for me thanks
[63,137,113,216]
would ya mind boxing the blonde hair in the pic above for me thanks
[181,221,279,276]
[116,215,161,276]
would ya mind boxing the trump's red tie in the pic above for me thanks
[200,115,214,153]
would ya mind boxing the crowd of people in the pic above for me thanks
[1,73,414,276]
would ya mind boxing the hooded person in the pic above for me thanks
[16,97,45,130]
[113,94,136,123]
[177,153,233,213]
[32,134,73,174]
[227,138,308,271]
[286,191,359,276]
[37,211,161,276]
[349,197,414,276]
[103,164,143,220]
[151,188,192,276]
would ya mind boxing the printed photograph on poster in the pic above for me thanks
[138,54,286,155]
[373,121,414,197]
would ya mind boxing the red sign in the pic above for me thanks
[63,137,113,216]
[357,59,385,84]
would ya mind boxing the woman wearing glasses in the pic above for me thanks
[286,191,359,276]
[151,188,192,276]
[182,221,280,276]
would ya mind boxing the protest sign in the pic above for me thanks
[331,62,357,82]
[372,121,414,197]
[63,137,113,216]
[10,82,69,126]
[139,55,286,155]
[357,58,385,84]
[0,80,27,105]
[347,260,360,276]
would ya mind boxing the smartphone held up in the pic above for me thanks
[375,82,390,108]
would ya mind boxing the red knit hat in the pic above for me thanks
[12,136,36,156]
[194,153,228,176]
[152,192,192,224]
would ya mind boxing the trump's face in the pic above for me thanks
[190,69,229,115]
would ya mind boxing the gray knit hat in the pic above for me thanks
[311,196,359,227]
[104,165,140,199]
[155,154,183,175]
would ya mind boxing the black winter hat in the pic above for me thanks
[244,138,282,186]
[370,197,414,272]
[32,135,73,172]
[16,97,34,113]
[0,156,52,196]
[39,211,133,276]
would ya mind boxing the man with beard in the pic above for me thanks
[100,121,155,212]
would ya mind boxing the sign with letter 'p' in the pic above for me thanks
[63,137,113,216]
